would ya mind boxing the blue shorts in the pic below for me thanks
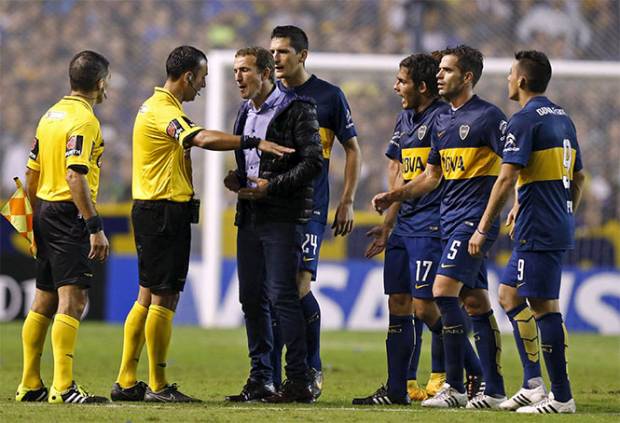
[501,250,565,299]
[384,234,442,298]
[299,220,326,281]
[437,229,495,289]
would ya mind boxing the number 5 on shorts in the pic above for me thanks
[447,240,461,260]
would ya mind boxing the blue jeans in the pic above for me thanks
[237,220,309,383]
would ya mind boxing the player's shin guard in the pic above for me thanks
[435,297,466,394]
[537,313,572,402]
[428,318,445,373]
[406,317,424,380]
[145,305,174,392]
[506,303,542,388]
[301,292,321,371]
[51,314,80,392]
[117,301,148,388]
[20,311,51,389]
[386,314,414,401]
[471,311,505,396]
[462,308,483,378]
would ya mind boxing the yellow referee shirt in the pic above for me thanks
[132,87,204,202]
[26,96,104,203]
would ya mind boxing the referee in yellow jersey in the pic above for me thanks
[111,45,292,403]
[16,51,111,404]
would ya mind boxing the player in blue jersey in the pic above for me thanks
[268,25,361,399]
[469,50,585,414]
[351,53,447,405]
[373,45,508,409]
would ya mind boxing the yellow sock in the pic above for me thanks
[117,302,148,388]
[145,304,174,392]
[20,311,51,389]
[51,314,80,392]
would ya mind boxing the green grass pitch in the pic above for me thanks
[1,323,619,422]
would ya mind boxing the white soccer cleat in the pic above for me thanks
[500,384,547,410]
[466,393,508,409]
[516,392,576,414]
[421,384,467,408]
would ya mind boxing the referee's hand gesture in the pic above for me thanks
[89,231,110,262]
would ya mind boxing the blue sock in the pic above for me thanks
[406,317,424,380]
[506,303,542,388]
[463,307,483,377]
[301,292,322,371]
[386,314,414,400]
[428,318,445,373]
[435,297,466,394]
[471,310,505,396]
[537,313,572,402]
[269,313,283,389]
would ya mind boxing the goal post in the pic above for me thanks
[199,50,620,328]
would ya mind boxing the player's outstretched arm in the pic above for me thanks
[469,163,520,257]
[66,168,109,262]
[366,159,401,258]
[372,162,441,214]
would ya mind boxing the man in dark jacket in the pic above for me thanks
[223,46,322,403]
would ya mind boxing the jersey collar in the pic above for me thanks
[154,87,183,109]
[63,96,94,113]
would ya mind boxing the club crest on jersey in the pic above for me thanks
[417,125,427,140]
[459,125,470,140]
[166,119,184,140]
[65,135,83,157]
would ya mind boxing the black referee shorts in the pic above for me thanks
[34,200,93,291]
[132,200,191,294]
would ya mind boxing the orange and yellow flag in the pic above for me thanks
[1,177,36,257]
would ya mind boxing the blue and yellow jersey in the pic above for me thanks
[277,75,357,224]
[502,96,583,251]
[385,100,448,238]
[427,95,507,238]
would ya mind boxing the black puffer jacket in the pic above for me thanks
[233,94,323,225]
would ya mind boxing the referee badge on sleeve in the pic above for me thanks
[166,119,184,140]
[29,137,39,160]
[65,135,84,157]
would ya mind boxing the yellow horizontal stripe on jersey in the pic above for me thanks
[440,146,501,180]
[518,147,577,187]
[319,127,335,159]
[401,147,430,180]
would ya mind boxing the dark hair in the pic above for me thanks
[399,53,440,97]
[69,50,109,92]
[235,47,275,83]
[270,25,309,52]
[514,50,552,93]
[441,45,484,87]
[166,45,207,80]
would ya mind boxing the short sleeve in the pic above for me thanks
[331,88,357,143]
[157,106,204,147]
[26,136,40,171]
[427,131,441,166]
[484,107,508,157]
[385,114,403,161]
[65,121,99,172]
[502,114,534,168]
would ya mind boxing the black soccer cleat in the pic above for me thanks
[48,381,109,404]
[110,381,147,402]
[352,385,411,406]
[308,368,323,400]
[466,374,486,400]
[225,379,276,402]
[144,383,201,403]
[261,379,314,403]
[15,384,48,402]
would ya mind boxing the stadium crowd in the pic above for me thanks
[1,0,619,225]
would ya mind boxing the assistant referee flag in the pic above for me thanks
[1,177,36,257]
